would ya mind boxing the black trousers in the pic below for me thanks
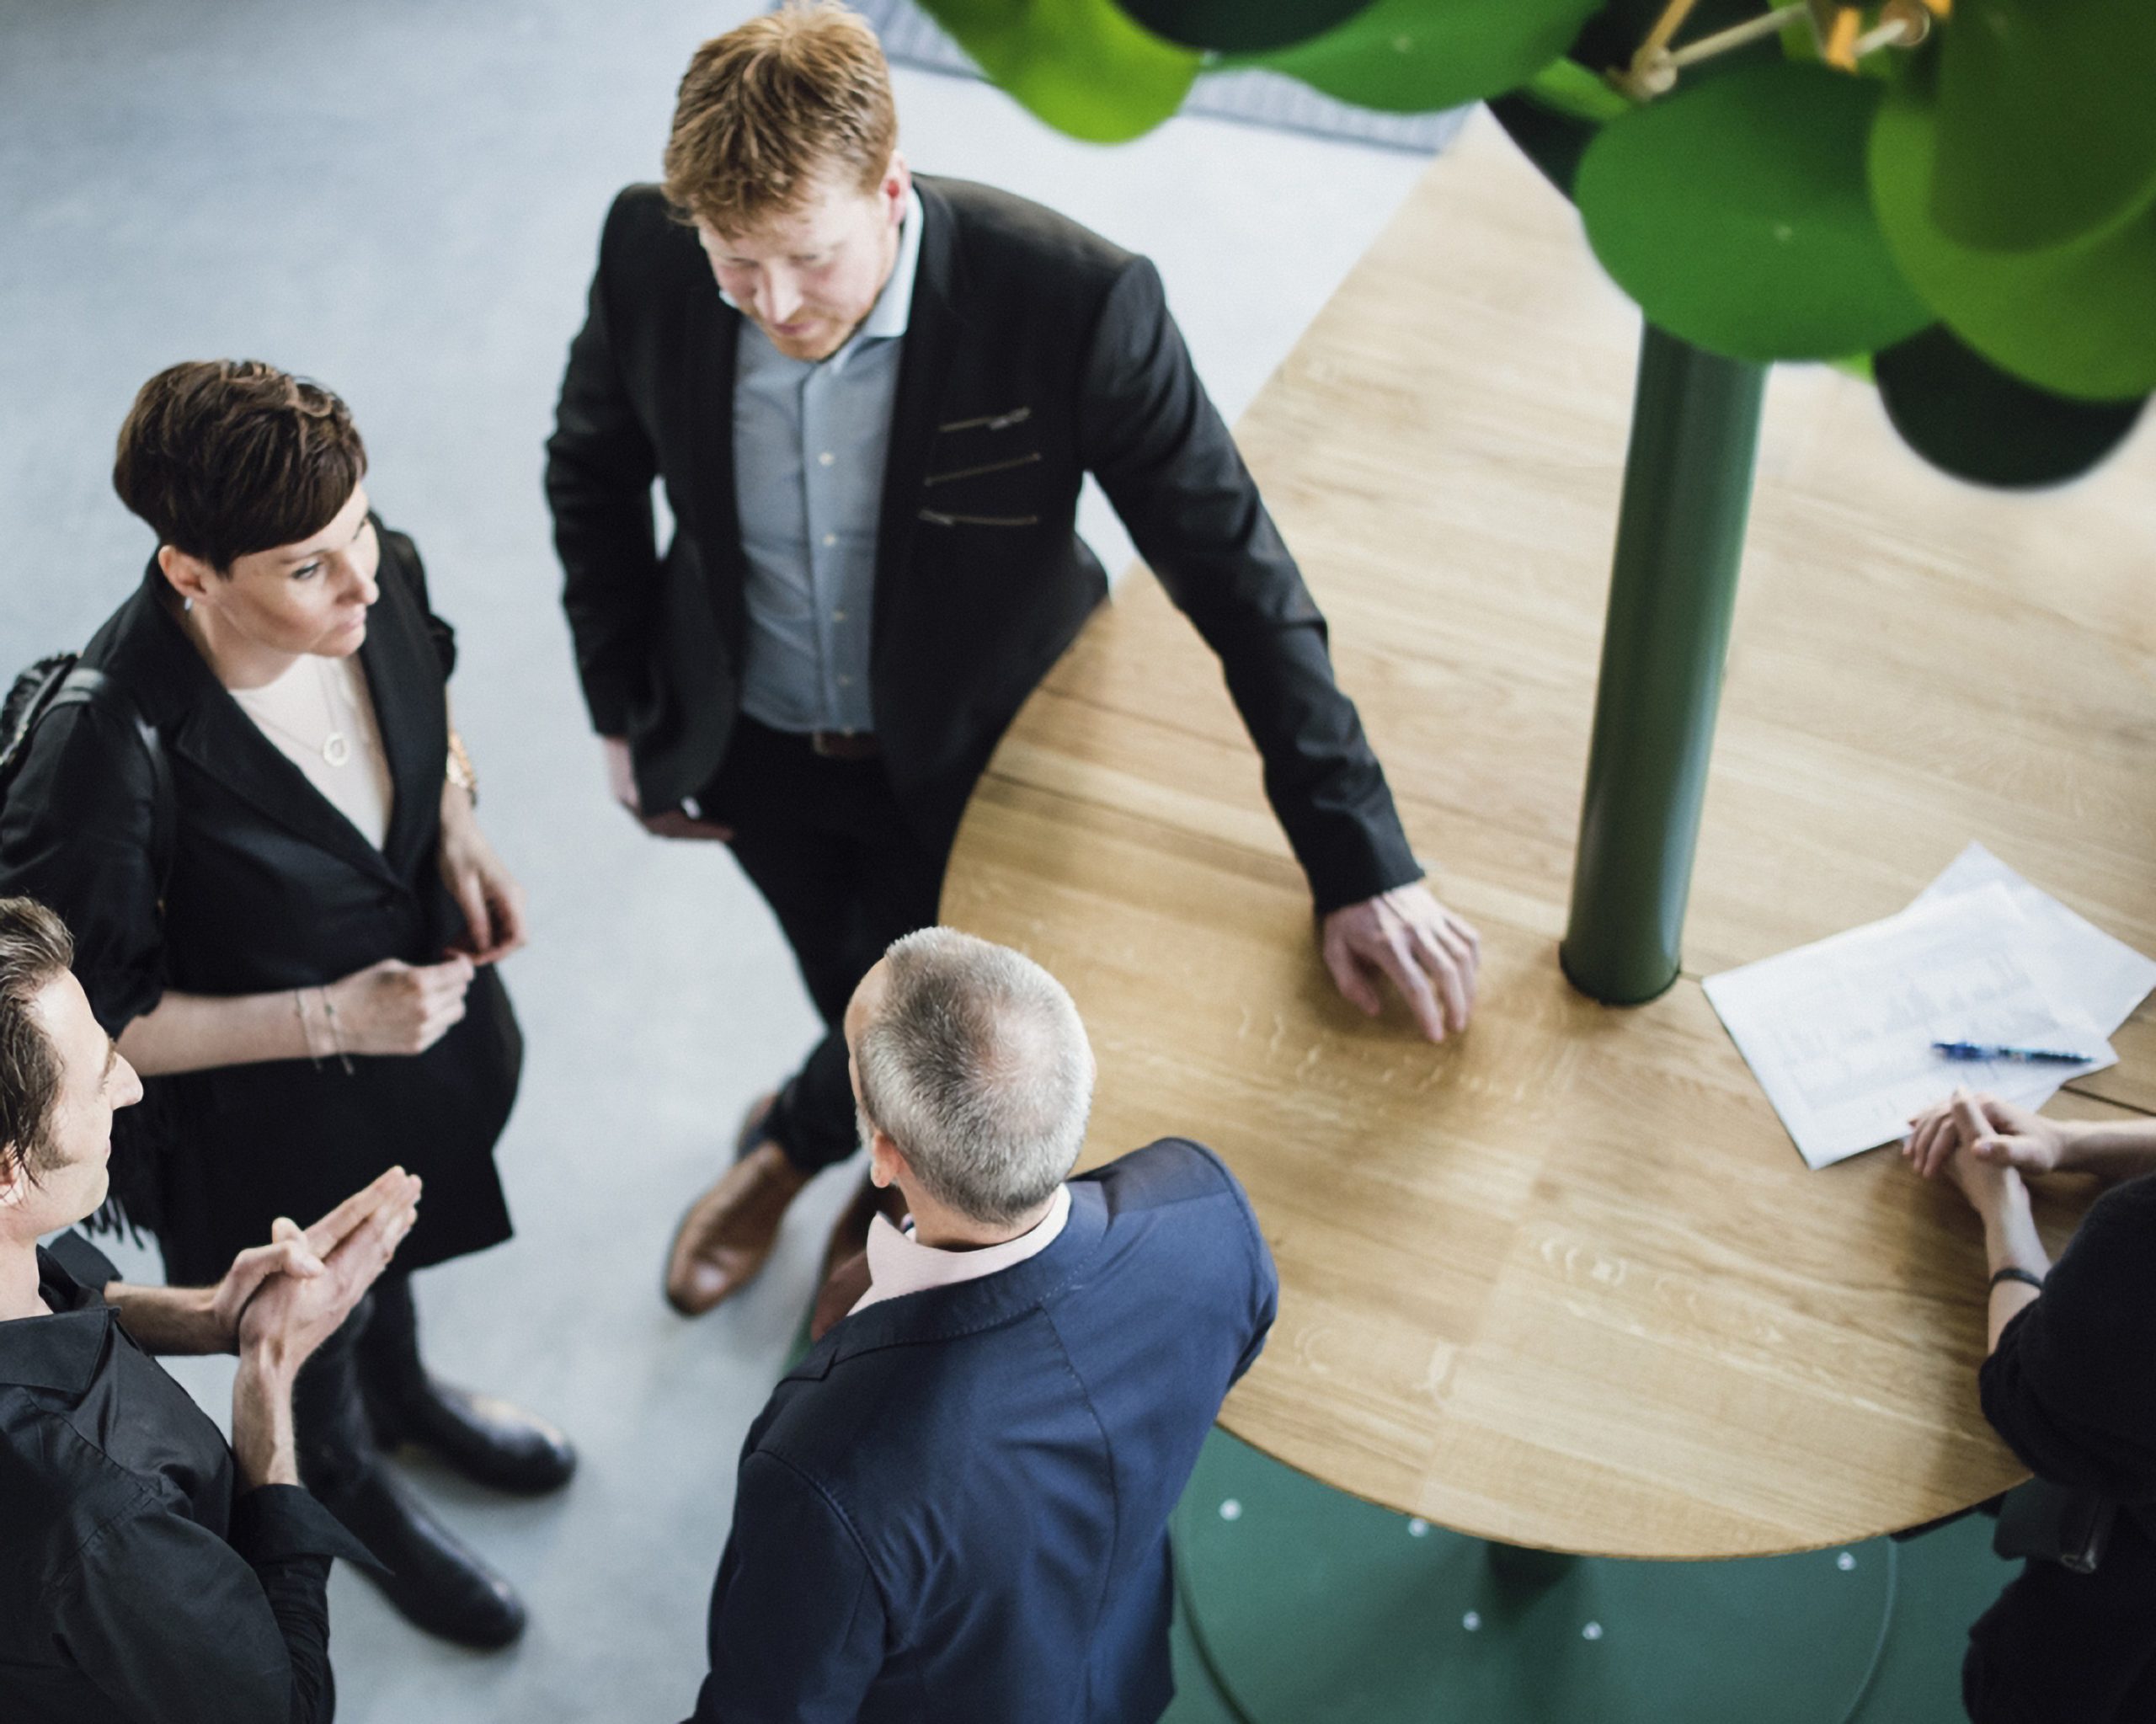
[291,1272,429,1490]
[1964,1509,2156,1723]
[699,718,950,1174]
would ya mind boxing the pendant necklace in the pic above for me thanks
[315,660,353,767]
[236,658,353,767]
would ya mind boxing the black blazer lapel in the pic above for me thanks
[356,552,446,886]
[169,696,404,891]
[871,179,966,671]
[682,273,744,634]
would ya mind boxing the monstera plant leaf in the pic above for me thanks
[1235,0,1604,114]
[922,0,1199,141]
[1925,0,2156,254]
[1576,60,1932,361]
[1112,0,1377,54]
[1875,325,2148,488]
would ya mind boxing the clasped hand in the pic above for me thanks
[207,1168,423,1362]
[321,955,478,1057]
[1902,1087,2062,1214]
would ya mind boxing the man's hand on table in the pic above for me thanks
[1320,883,1480,1043]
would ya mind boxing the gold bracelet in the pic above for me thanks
[446,729,478,806]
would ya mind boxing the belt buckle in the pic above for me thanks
[810,730,874,761]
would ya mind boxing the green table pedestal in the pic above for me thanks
[1561,323,1767,1006]
[1174,1433,1902,1724]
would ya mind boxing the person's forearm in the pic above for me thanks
[103,1280,226,1354]
[439,774,478,837]
[2056,1116,2156,1179]
[1982,1184,2050,1354]
[231,1351,302,1489]
[118,989,323,1077]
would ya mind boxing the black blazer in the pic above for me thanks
[547,174,1419,912]
[0,526,518,1284]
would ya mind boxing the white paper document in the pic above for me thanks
[1913,842,2156,1035]
[1704,854,2152,1170]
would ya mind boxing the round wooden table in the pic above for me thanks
[938,111,2154,1570]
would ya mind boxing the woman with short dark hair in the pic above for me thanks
[0,360,573,1649]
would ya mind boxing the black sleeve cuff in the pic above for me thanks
[46,1230,122,1292]
[1305,835,1427,919]
[231,1485,388,1576]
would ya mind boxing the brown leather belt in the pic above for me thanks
[808,730,879,761]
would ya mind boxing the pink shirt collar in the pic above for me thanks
[849,1184,1072,1318]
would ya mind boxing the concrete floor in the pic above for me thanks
[0,3,1426,1718]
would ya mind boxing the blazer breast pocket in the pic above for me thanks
[922,405,1042,528]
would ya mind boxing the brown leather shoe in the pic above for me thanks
[664,1097,809,1316]
[816,1171,910,1293]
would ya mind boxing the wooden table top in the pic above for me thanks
[940,110,2156,1560]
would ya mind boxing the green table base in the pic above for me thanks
[1174,1434,1900,1724]
[1561,323,1766,1006]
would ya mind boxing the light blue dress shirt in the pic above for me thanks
[728,188,924,736]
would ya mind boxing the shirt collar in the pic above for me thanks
[0,1246,117,1396]
[851,1182,1072,1317]
[857,185,924,342]
[718,185,924,350]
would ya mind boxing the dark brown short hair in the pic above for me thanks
[0,897,76,1186]
[663,2,898,236]
[113,360,368,573]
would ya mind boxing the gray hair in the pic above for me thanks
[855,927,1095,1226]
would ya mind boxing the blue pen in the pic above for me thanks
[1934,1040,2094,1065]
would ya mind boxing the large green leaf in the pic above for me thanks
[1112,0,1374,54]
[1574,61,1931,361]
[1871,84,2156,401]
[922,0,1200,141]
[1240,0,1604,115]
[1928,0,2156,254]
[1875,325,2148,489]
[1871,327,2138,488]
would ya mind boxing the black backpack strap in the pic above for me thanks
[49,667,178,902]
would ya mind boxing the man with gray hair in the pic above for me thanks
[685,927,1278,1724]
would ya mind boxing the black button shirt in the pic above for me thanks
[0,1232,372,1724]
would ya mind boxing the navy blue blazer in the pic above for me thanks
[689,1138,1278,1724]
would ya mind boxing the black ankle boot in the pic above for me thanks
[312,1466,527,1649]
[295,1291,527,1650]
[356,1274,577,1497]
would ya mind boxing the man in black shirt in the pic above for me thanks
[1906,1088,2156,1722]
[0,894,422,1723]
